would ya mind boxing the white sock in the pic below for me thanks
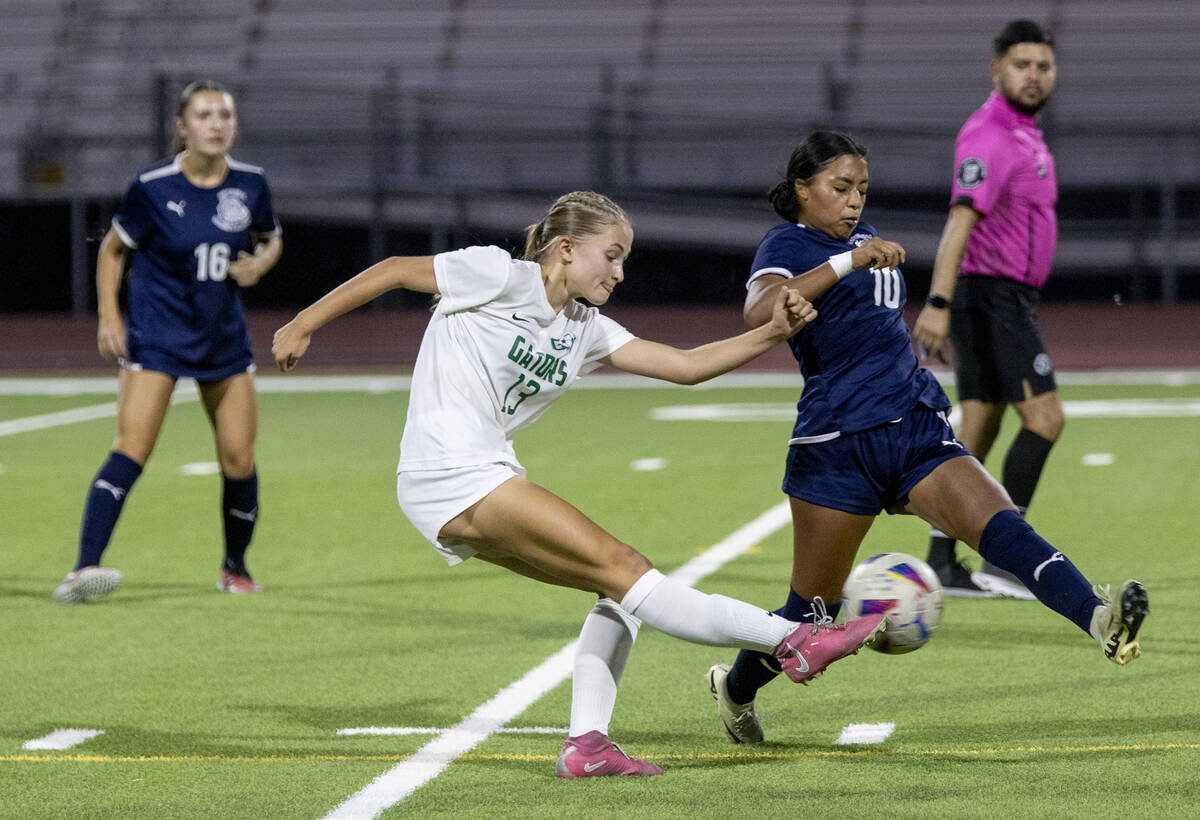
[620,569,795,652]
[568,598,640,738]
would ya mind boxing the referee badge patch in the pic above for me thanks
[957,158,985,188]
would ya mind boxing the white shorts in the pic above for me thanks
[396,462,524,565]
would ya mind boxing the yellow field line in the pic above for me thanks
[4,742,1197,765]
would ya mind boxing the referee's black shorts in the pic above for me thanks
[949,274,1057,404]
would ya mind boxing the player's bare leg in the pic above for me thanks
[445,477,881,668]
[974,386,1064,597]
[926,398,1006,596]
[112,367,176,464]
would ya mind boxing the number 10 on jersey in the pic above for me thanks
[872,267,901,309]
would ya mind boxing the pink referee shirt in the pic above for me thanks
[950,91,1058,289]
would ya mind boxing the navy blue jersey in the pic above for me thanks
[111,155,280,378]
[749,222,949,438]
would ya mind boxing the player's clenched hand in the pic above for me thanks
[97,315,128,361]
[272,320,311,372]
[770,286,818,339]
[229,250,265,287]
[850,236,906,271]
[911,304,951,363]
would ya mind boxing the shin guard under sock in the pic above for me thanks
[221,470,258,575]
[76,452,142,569]
[978,510,1101,632]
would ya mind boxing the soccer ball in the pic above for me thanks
[842,552,944,654]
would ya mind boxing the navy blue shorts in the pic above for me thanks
[125,333,254,384]
[783,406,969,516]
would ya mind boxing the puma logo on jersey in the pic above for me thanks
[94,479,126,501]
[167,200,186,217]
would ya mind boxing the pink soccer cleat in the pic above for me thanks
[554,731,663,778]
[217,570,263,594]
[772,611,886,684]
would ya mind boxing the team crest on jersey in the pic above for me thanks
[957,158,985,188]
[550,333,576,351]
[848,232,872,247]
[212,188,252,232]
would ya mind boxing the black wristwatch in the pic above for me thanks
[925,294,951,310]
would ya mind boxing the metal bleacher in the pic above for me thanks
[4,0,1198,282]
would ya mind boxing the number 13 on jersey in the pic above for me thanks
[502,373,541,415]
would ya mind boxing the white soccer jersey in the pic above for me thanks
[396,245,636,472]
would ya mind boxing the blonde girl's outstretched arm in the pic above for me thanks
[272,256,437,372]
[602,288,816,385]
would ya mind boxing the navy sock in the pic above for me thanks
[725,589,842,705]
[76,451,143,570]
[1002,428,1054,510]
[222,470,259,576]
[978,510,1101,633]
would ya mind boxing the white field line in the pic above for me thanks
[0,391,198,437]
[3,368,1200,397]
[23,729,105,750]
[836,723,895,745]
[649,398,1200,426]
[337,726,566,736]
[322,500,791,820]
[5,378,1199,441]
[0,402,119,436]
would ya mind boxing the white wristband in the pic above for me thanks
[828,251,855,279]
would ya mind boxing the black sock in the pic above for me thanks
[927,531,957,566]
[76,452,142,569]
[222,470,258,576]
[725,588,842,705]
[1002,428,1055,510]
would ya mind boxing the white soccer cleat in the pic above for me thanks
[707,663,764,744]
[1089,580,1149,665]
[53,566,123,604]
[971,561,1036,600]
